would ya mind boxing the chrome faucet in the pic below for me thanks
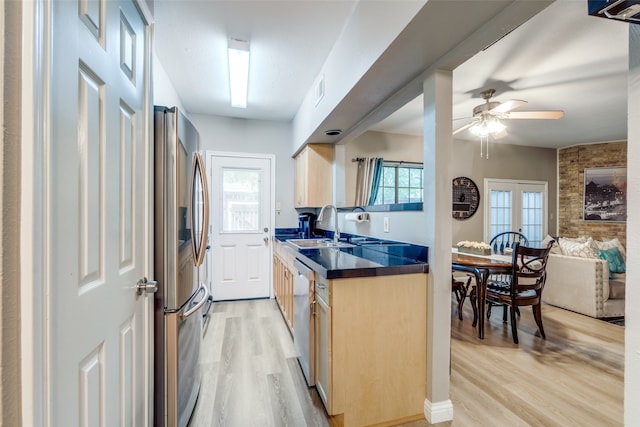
[318,204,340,244]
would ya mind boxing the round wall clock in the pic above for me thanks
[452,176,480,220]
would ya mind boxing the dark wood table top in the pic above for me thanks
[452,252,512,269]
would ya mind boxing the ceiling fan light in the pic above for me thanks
[486,117,505,134]
[469,117,505,136]
[469,122,486,136]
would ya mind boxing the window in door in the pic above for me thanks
[221,168,261,232]
[521,190,544,246]
[489,189,513,238]
[484,179,548,246]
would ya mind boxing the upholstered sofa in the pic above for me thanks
[542,237,626,319]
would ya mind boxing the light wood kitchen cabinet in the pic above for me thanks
[273,240,295,333]
[294,143,333,208]
[315,273,427,427]
[314,277,330,409]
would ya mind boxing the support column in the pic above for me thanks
[625,23,640,425]
[422,69,453,423]
[2,1,23,426]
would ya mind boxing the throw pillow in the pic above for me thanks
[558,237,599,258]
[560,236,589,243]
[541,235,561,254]
[599,246,626,279]
[594,238,627,262]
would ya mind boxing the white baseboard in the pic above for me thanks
[424,398,454,424]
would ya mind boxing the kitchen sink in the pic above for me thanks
[287,238,355,249]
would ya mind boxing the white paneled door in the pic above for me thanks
[207,153,273,301]
[48,0,152,425]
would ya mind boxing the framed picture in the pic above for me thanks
[583,167,627,222]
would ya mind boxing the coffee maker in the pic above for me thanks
[298,213,316,238]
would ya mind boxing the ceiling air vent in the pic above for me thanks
[314,74,325,106]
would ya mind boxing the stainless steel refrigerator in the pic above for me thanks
[153,106,210,427]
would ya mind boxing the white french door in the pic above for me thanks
[207,152,274,301]
[484,179,548,246]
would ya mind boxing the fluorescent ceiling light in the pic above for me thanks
[228,38,250,108]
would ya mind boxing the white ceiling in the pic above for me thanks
[154,0,357,121]
[155,1,630,150]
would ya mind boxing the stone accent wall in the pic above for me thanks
[558,141,627,247]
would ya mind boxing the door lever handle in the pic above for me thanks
[136,277,158,296]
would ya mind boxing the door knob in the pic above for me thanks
[136,277,158,296]
[264,236,269,245]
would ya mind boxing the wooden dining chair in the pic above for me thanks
[452,274,475,321]
[487,231,529,321]
[490,231,528,255]
[485,241,554,344]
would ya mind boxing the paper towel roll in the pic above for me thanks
[345,212,370,223]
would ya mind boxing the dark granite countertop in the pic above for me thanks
[275,229,429,279]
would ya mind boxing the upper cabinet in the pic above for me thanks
[294,143,333,208]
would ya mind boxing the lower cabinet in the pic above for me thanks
[273,242,295,333]
[315,273,427,427]
[314,279,330,410]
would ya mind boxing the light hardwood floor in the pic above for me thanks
[188,297,624,427]
[188,299,329,427]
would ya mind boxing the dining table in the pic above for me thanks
[451,250,513,339]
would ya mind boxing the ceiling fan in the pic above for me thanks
[452,88,564,139]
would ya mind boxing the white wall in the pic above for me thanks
[153,57,298,229]
[342,130,422,207]
[337,132,557,247]
[292,1,425,152]
[335,133,426,245]
[339,210,426,245]
[450,138,557,245]
[153,54,185,111]
[189,115,298,228]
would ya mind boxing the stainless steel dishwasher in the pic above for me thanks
[293,258,315,386]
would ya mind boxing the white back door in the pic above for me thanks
[48,0,152,425]
[207,152,273,301]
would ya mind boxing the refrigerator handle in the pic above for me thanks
[200,153,210,263]
[190,152,210,267]
[182,282,210,319]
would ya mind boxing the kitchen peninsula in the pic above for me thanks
[274,231,429,427]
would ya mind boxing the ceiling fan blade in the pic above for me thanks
[506,110,564,119]
[452,122,474,135]
[490,99,527,114]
